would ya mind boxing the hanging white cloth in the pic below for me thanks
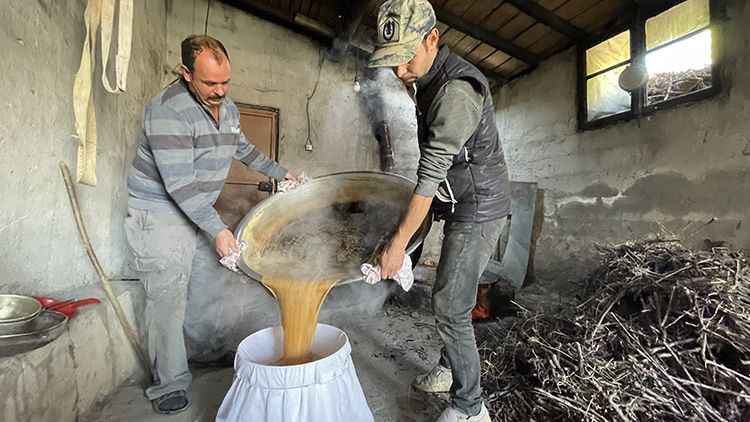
[73,0,133,186]
[100,0,133,93]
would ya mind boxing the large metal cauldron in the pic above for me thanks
[234,172,431,286]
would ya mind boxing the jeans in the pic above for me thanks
[433,217,506,416]
[124,207,228,400]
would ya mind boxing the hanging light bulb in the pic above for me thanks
[353,58,361,93]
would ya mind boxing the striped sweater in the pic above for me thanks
[127,80,287,238]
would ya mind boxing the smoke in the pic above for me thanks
[251,200,402,282]
[358,68,420,181]
[250,69,428,284]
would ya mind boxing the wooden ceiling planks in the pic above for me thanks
[571,0,628,33]
[444,0,503,58]
[501,2,570,52]
[515,23,556,49]
[479,49,512,71]
[298,0,310,16]
[289,0,302,16]
[466,42,497,64]
[540,0,576,13]
[255,0,630,81]
[278,0,291,15]
[509,0,572,50]
[462,0,505,25]
[555,0,602,20]
[494,57,529,77]
[481,2,523,33]
[527,31,567,55]
[525,0,604,57]
[440,27,468,48]
[308,1,322,20]
[318,2,339,28]
[442,0,477,17]
[452,35,483,56]
[497,9,537,41]
[449,1,520,65]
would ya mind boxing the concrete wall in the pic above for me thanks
[1,1,166,421]
[1,286,144,422]
[165,0,379,176]
[494,0,750,288]
[0,0,167,294]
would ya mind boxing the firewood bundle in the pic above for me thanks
[648,68,712,104]
[480,240,750,422]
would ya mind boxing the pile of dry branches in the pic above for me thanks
[480,240,750,422]
[648,68,712,103]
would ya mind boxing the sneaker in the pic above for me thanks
[412,364,452,393]
[151,390,191,415]
[436,403,491,422]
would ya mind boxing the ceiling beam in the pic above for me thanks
[504,0,589,42]
[639,0,687,17]
[220,0,332,42]
[434,9,541,66]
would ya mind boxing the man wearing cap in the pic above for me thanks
[370,1,511,421]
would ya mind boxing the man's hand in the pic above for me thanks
[378,194,432,278]
[215,229,239,258]
[380,237,407,279]
[284,171,300,183]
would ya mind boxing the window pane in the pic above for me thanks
[587,64,631,121]
[646,0,710,50]
[586,31,630,76]
[647,29,712,104]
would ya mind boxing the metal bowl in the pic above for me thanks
[0,310,68,357]
[235,171,432,286]
[0,294,42,324]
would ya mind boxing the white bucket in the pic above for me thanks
[216,324,374,422]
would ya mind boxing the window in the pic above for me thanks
[578,0,721,130]
[585,31,632,121]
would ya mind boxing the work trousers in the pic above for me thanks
[433,217,506,416]
[124,207,228,400]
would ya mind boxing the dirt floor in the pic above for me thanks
[82,291,448,422]
[81,281,569,422]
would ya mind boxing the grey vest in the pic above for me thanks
[416,46,511,222]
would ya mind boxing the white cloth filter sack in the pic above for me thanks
[216,324,374,422]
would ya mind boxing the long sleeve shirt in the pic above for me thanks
[413,79,484,198]
[127,81,287,238]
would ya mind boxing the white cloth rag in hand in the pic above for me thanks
[361,256,414,292]
[219,240,248,272]
[277,172,311,193]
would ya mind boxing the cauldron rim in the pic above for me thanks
[234,171,432,285]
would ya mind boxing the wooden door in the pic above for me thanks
[214,104,279,231]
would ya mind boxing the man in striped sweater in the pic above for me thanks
[125,35,296,414]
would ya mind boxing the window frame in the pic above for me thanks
[577,0,725,131]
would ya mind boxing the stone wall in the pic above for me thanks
[0,1,166,420]
[0,285,145,422]
[0,0,168,293]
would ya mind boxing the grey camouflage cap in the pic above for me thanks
[368,0,437,68]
